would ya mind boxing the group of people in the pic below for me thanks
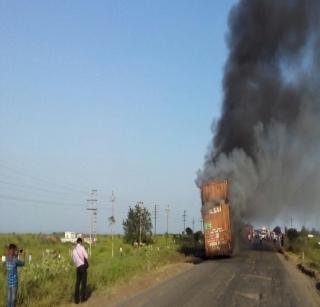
[3,237,89,306]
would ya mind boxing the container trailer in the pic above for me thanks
[200,180,233,257]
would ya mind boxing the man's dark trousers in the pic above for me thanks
[75,264,87,304]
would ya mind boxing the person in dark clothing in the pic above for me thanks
[72,238,89,304]
[75,264,87,304]
[4,244,25,307]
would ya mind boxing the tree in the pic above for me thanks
[286,228,299,242]
[300,226,308,237]
[123,203,153,244]
[194,231,204,242]
[185,227,193,237]
[273,226,282,235]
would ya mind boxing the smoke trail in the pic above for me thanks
[197,0,320,225]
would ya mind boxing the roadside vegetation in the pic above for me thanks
[0,234,187,307]
[122,204,153,244]
[284,227,320,271]
[174,227,205,258]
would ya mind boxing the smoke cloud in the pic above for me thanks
[197,0,320,225]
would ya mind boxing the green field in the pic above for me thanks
[285,233,320,271]
[0,234,187,307]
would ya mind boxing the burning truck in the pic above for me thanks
[200,180,233,257]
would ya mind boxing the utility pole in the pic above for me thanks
[200,218,204,233]
[110,191,116,258]
[182,210,187,233]
[87,189,98,256]
[192,217,195,233]
[153,204,159,237]
[165,205,170,246]
[290,216,293,228]
[137,201,144,246]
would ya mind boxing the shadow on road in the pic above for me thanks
[176,237,206,263]
[86,284,97,302]
[250,240,281,252]
[178,243,236,262]
[177,238,281,266]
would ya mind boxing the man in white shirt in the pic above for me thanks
[72,238,89,304]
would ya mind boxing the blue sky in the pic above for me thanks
[0,0,236,233]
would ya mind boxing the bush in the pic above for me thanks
[286,228,299,242]
[18,257,73,306]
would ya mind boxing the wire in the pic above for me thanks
[0,162,89,194]
[0,194,129,214]
[0,194,85,208]
[0,179,86,199]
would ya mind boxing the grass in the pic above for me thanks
[285,235,320,271]
[0,234,186,307]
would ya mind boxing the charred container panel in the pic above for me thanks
[201,179,228,204]
[201,180,232,257]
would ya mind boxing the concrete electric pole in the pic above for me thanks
[137,201,144,246]
[153,204,159,237]
[110,191,116,258]
[182,210,187,234]
[165,205,170,246]
[87,189,98,256]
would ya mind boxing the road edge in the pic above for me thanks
[279,248,320,293]
[62,260,196,307]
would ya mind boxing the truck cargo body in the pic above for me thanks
[201,180,228,204]
[201,180,233,257]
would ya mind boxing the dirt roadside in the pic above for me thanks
[61,261,195,307]
[280,249,320,281]
[278,250,320,304]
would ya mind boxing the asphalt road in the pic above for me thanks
[118,242,320,307]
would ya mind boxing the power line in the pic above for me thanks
[0,173,88,195]
[0,163,88,194]
[0,179,85,199]
[0,194,84,208]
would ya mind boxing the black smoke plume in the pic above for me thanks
[198,0,320,225]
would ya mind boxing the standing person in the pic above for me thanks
[72,238,89,304]
[4,244,25,307]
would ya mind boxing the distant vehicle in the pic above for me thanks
[200,180,233,257]
[258,227,268,240]
[259,232,266,240]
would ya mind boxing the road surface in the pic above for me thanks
[118,243,320,307]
